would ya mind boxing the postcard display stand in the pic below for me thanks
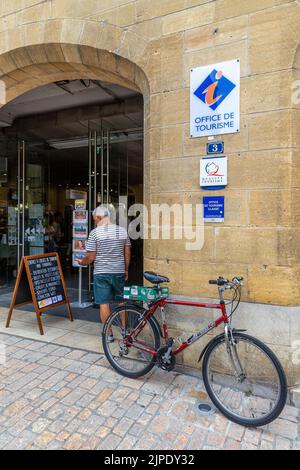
[6,253,74,335]
[71,202,92,309]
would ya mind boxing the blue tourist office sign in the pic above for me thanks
[203,196,225,223]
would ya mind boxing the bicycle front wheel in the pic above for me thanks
[202,332,287,427]
[102,305,160,378]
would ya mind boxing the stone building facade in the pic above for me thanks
[0,0,300,395]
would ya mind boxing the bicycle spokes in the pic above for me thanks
[103,308,158,376]
[206,336,282,421]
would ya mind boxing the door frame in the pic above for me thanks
[17,139,25,266]
[88,122,111,295]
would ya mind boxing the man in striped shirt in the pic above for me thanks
[76,205,131,342]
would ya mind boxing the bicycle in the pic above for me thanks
[102,272,288,427]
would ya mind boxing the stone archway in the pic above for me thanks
[0,17,150,112]
[0,26,151,204]
[0,19,151,169]
[0,16,154,295]
[0,30,151,274]
[0,43,149,105]
[0,32,150,290]
[0,17,153,235]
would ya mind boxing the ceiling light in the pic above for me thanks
[46,129,143,150]
[55,80,71,86]
[47,137,89,149]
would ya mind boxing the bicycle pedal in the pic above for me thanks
[157,346,176,372]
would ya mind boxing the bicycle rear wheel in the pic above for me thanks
[102,305,160,378]
[202,332,287,427]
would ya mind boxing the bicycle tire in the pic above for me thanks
[102,305,161,379]
[202,332,288,427]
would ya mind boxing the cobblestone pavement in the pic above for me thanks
[0,333,299,450]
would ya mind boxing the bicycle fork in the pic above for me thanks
[219,286,246,382]
[224,325,246,383]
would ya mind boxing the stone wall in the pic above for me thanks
[163,296,300,392]
[0,0,300,388]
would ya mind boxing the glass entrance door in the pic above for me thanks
[1,126,112,296]
[88,124,111,230]
[88,123,143,286]
[0,137,18,289]
[87,123,111,297]
[17,140,46,264]
[0,138,46,290]
[0,120,143,295]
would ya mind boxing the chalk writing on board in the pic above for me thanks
[6,253,73,336]
[27,256,65,309]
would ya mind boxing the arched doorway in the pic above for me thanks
[0,44,148,307]
[0,43,149,104]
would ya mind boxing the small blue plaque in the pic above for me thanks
[206,142,224,155]
[203,196,225,223]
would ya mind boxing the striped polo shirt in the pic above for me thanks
[86,224,131,274]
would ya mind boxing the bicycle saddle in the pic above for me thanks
[144,271,170,285]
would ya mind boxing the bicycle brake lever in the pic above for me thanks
[232,277,243,286]
[224,284,233,290]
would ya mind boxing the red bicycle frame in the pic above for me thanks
[124,297,229,357]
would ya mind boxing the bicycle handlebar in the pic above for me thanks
[209,276,243,287]
[209,278,227,286]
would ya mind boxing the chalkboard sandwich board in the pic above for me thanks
[6,253,74,335]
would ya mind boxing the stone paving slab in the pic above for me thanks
[0,333,299,450]
[0,306,102,353]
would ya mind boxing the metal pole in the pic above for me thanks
[78,267,82,305]
[88,130,92,231]
[88,130,92,294]
[107,128,110,206]
[71,266,92,309]
[22,141,25,258]
[17,140,21,266]
[94,130,97,208]
[101,127,104,205]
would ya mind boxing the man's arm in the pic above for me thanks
[77,251,96,266]
[124,246,131,281]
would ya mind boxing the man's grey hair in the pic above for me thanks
[93,205,110,218]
